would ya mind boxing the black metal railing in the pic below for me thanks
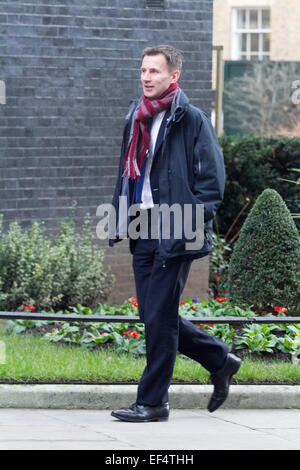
[0,311,299,326]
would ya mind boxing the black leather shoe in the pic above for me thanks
[111,402,169,422]
[208,353,242,413]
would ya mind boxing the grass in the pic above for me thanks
[0,331,300,384]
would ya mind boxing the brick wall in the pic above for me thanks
[0,0,214,304]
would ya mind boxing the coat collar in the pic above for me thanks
[168,88,189,125]
[126,87,189,125]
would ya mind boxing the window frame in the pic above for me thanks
[231,7,271,60]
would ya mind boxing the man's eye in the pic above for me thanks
[141,69,159,74]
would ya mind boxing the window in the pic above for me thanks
[232,8,271,60]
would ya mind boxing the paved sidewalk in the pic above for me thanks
[0,408,300,450]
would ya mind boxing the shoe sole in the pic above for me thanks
[230,358,242,381]
[111,412,169,423]
[208,358,242,413]
[225,358,242,391]
[211,357,242,387]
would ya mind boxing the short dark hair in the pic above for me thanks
[142,45,183,72]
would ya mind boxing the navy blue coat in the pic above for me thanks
[108,88,226,264]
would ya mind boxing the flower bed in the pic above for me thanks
[4,297,300,363]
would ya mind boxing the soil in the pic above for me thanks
[0,378,298,385]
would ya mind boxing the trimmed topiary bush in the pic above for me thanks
[227,188,300,315]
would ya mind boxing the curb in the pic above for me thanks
[0,384,300,409]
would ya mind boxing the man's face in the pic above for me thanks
[140,53,180,100]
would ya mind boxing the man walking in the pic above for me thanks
[109,45,241,422]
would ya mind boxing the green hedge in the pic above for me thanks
[0,214,115,312]
[217,134,300,236]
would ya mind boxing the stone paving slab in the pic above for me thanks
[0,409,300,450]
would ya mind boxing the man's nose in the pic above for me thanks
[142,71,151,81]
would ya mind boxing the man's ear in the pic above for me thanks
[171,69,180,83]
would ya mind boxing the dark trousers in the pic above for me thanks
[132,237,229,407]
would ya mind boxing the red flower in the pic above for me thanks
[179,301,185,305]
[216,297,228,303]
[23,305,35,311]
[274,306,287,313]
[191,306,197,311]
[123,330,139,338]
[198,323,203,326]
[128,297,137,303]
[133,302,138,307]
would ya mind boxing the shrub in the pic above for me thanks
[209,232,232,298]
[227,188,300,314]
[0,213,115,311]
[217,134,300,236]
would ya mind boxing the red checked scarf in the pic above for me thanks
[122,82,178,180]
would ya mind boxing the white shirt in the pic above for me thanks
[140,110,166,210]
